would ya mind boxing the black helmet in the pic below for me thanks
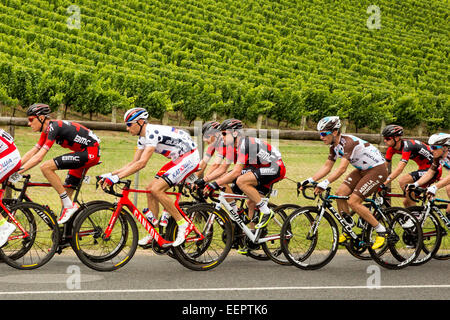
[218,119,243,131]
[382,124,403,137]
[202,121,220,136]
[27,103,51,117]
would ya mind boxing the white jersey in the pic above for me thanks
[137,124,197,160]
[328,134,385,171]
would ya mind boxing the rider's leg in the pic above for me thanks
[446,184,450,214]
[398,173,415,207]
[149,178,184,222]
[145,178,160,220]
[335,183,352,215]
[40,159,73,207]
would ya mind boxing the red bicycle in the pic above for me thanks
[0,178,60,270]
[70,177,233,271]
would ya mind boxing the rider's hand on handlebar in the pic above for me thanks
[426,185,437,200]
[314,179,329,195]
[405,182,418,191]
[203,181,219,196]
[299,177,315,191]
[100,174,119,190]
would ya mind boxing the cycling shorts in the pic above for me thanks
[53,144,100,188]
[0,149,21,184]
[343,164,388,199]
[231,160,286,196]
[155,149,200,187]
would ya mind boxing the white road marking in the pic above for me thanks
[0,284,449,295]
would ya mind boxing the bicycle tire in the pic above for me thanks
[0,202,60,270]
[433,204,450,260]
[261,206,290,265]
[407,206,442,266]
[71,202,138,272]
[367,207,423,270]
[169,203,233,271]
[281,206,338,270]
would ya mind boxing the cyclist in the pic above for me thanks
[194,121,237,191]
[100,107,200,247]
[195,121,221,179]
[407,133,450,214]
[381,124,438,207]
[18,103,101,225]
[300,116,388,249]
[0,129,22,247]
[203,119,285,232]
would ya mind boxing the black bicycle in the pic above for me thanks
[280,183,423,270]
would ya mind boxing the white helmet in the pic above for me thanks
[123,107,149,123]
[317,116,341,131]
[428,133,450,146]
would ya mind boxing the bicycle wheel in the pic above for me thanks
[407,206,442,266]
[0,202,60,270]
[367,207,423,270]
[281,206,338,270]
[71,202,138,272]
[169,203,233,271]
[261,206,290,265]
[434,204,450,260]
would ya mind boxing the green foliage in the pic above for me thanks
[0,0,447,131]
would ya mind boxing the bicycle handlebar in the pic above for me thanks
[95,176,131,198]
[407,186,427,203]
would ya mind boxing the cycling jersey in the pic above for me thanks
[36,120,100,152]
[230,136,285,195]
[35,120,101,187]
[204,137,237,164]
[385,139,433,170]
[430,152,450,172]
[328,134,385,170]
[237,137,282,168]
[137,124,197,160]
[0,129,21,183]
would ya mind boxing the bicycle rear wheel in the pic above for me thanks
[281,206,338,270]
[434,204,450,260]
[71,202,138,271]
[169,203,233,271]
[367,207,423,270]
[0,202,59,270]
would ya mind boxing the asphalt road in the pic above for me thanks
[0,251,448,302]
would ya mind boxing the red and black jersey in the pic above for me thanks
[205,136,237,164]
[385,139,433,171]
[236,136,282,168]
[36,120,100,152]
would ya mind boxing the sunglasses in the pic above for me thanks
[430,145,443,151]
[383,136,393,141]
[28,116,37,123]
[319,131,332,137]
[126,122,136,127]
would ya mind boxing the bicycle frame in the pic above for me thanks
[0,188,30,240]
[216,191,280,244]
[102,186,205,247]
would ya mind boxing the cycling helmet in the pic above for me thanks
[317,116,341,131]
[123,107,149,123]
[428,133,450,147]
[217,119,243,131]
[202,121,220,136]
[382,124,404,137]
[27,103,51,117]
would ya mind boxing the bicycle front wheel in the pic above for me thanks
[407,206,441,266]
[71,202,138,272]
[367,207,423,270]
[434,204,450,260]
[169,203,233,271]
[0,202,60,270]
[281,206,338,270]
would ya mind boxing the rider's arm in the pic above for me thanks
[435,173,450,189]
[215,163,244,187]
[325,158,350,183]
[204,156,230,183]
[113,146,155,179]
[18,147,49,173]
[20,146,40,166]
[385,161,408,183]
[311,159,335,182]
